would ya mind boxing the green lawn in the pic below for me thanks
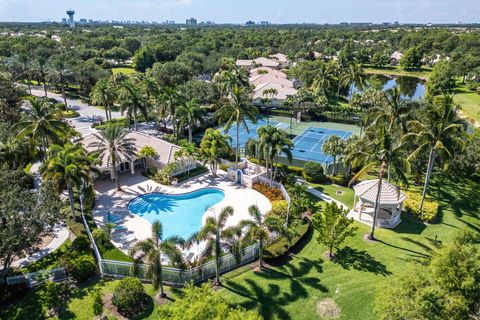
[219,174,480,320]
[363,66,432,80]
[310,182,355,209]
[453,85,480,123]
[111,67,138,75]
[3,174,479,320]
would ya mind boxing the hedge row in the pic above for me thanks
[403,189,439,222]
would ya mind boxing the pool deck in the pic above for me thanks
[93,171,272,255]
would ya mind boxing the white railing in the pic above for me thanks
[6,267,66,287]
[80,192,103,275]
[101,243,259,285]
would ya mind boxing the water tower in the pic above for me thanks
[66,10,75,28]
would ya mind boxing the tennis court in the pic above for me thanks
[290,127,352,164]
[220,117,354,165]
[224,118,284,148]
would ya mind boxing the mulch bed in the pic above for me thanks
[102,293,128,320]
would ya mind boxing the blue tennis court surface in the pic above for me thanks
[224,118,280,148]
[291,127,352,164]
[223,120,352,165]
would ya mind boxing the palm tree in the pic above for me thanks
[47,58,73,110]
[239,205,277,269]
[322,135,346,176]
[345,125,409,240]
[7,54,33,94]
[158,87,183,138]
[199,128,231,177]
[137,146,158,171]
[368,86,411,133]
[90,78,116,121]
[40,144,96,221]
[129,220,183,298]
[33,55,49,97]
[174,141,198,177]
[88,125,136,191]
[117,78,149,130]
[197,206,235,286]
[257,125,293,180]
[404,94,465,214]
[216,85,258,166]
[176,99,206,142]
[13,97,70,160]
[214,67,251,97]
[343,61,365,99]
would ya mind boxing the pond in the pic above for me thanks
[351,75,426,100]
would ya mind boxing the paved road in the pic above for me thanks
[30,87,122,136]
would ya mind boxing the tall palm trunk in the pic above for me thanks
[61,82,68,111]
[108,106,112,121]
[104,107,109,122]
[111,154,122,191]
[235,118,240,168]
[43,81,48,97]
[419,148,436,216]
[133,113,138,131]
[332,155,337,176]
[214,231,221,286]
[158,258,166,298]
[67,183,77,221]
[369,162,387,240]
[258,237,264,269]
[188,126,193,143]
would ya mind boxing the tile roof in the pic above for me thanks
[353,179,407,205]
[253,82,298,100]
[82,131,180,169]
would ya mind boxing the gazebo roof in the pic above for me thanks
[353,179,406,205]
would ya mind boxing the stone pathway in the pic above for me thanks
[11,224,70,268]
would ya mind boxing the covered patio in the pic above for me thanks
[348,179,407,228]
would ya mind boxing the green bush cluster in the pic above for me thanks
[403,190,439,222]
[71,235,91,252]
[69,255,97,282]
[112,277,147,316]
[327,174,350,186]
[264,222,310,259]
[92,289,103,316]
[302,161,325,183]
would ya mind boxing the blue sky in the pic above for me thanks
[0,0,479,24]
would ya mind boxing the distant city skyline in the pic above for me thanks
[0,0,479,24]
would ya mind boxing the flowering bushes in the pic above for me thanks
[403,190,439,222]
[253,183,284,202]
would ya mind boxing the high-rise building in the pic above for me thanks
[186,17,197,25]
[260,21,270,26]
[66,10,75,28]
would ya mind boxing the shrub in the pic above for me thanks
[403,190,439,222]
[302,162,325,182]
[69,255,97,282]
[219,164,229,172]
[92,228,109,247]
[252,183,284,201]
[92,289,103,316]
[247,157,260,165]
[328,174,349,187]
[270,200,289,217]
[477,86,480,95]
[71,235,91,253]
[264,222,310,259]
[0,283,29,305]
[287,165,304,176]
[40,280,66,312]
[112,277,147,315]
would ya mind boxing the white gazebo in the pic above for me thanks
[348,179,407,228]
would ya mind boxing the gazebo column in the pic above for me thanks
[358,200,363,221]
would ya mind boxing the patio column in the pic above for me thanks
[130,161,135,175]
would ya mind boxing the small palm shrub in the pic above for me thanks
[112,277,147,316]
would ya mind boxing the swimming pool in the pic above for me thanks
[127,188,225,239]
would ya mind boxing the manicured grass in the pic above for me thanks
[219,174,480,320]
[310,182,355,208]
[453,86,480,123]
[100,245,133,262]
[3,174,479,320]
[111,67,138,75]
[363,66,432,80]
